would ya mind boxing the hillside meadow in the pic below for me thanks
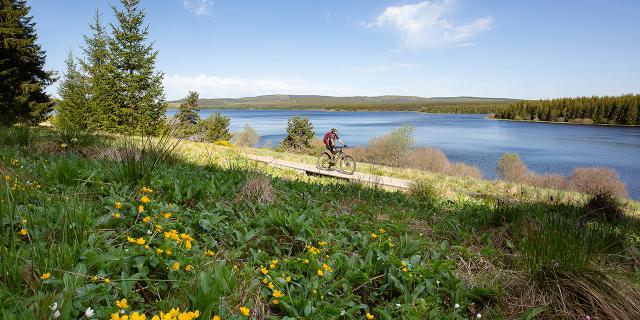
[1,127,640,320]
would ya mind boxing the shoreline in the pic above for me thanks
[489,117,640,128]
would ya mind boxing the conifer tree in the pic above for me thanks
[80,8,113,131]
[107,0,166,134]
[175,91,200,138]
[0,0,52,125]
[55,50,89,130]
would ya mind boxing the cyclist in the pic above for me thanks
[323,128,345,162]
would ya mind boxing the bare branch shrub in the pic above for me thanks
[569,167,628,197]
[408,147,451,173]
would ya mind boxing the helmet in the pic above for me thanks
[331,128,338,133]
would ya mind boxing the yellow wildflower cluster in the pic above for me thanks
[111,311,146,320]
[127,236,146,245]
[307,245,321,255]
[163,230,194,249]
[141,196,150,204]
[239,306,250,316]
[40,272,51,280]
[140,186,154,193]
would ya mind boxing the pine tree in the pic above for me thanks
[107,0,166,134]
[0,0,52,125]
[55,50,89,130]
[175,91,200,138]
[80,8,113,131]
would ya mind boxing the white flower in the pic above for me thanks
[436,280,440,285]
[85,307,95,318]
[477,313,482,319]
[340,310,346,316]
[53,310,61,319]
[395,303,401,308]
[454,303,460,309]
[49,302,58,311]
[146,229,152,235]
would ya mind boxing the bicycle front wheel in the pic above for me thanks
[317,153,332,170]
[339,155,356,174]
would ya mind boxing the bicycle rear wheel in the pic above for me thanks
[339,155,356,174]
[317,153,332,170]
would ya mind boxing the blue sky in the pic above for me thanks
[31,0,640,100]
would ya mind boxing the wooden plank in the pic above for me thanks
[244,154,413,189]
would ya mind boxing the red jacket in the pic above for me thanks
[323,131,338,145]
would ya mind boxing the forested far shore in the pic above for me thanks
[494,94,640,125]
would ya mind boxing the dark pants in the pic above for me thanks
[326,143,335,154]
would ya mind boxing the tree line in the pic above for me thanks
[494,94,640,125]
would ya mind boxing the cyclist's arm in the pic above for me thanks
[338,138,345,146]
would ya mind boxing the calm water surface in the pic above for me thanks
[167,109,640,199]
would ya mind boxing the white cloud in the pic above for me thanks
[367,0,491,49]
[163,74,353,99]
[351,63,419,73]
[183,0,213,16]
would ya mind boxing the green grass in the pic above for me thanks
[1,126,640,319]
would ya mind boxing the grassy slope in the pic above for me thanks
[181,142,640,214]
[2,129,640,319]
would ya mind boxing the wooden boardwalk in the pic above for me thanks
[244,154,413,190]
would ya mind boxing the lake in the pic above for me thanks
[167,109,640,199]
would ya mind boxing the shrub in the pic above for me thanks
[200,112,232,142]
[569,167,628,197]
[366,125,414,167]
[408,147,450,173]
[235,173,275,205]
[583,192,625,222]
[526,173,567,190]
[231,124,260,147]
[281,116,314,151]
[408,179,437,201]
[447,162,482,179]
[497,153,527,182]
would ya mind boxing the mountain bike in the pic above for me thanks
[316,146,356,174]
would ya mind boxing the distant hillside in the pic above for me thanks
[168,94,518,113]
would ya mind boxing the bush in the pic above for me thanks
[569,167,628,197]
[200,112,232,142]
[583,192,625,222]
[408,179,437,201]
[367,125,414,167]
[408,147,451,173]
[231,124,260,147]
[497,153,527,182]
[526,173,567,190]
[447,162,482,179]
[281,116,314,151]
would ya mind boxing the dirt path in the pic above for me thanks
[244,154,413,190]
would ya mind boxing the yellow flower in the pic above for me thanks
[317,269,324,277]
[172,262,180,271]
[163,212,172,219]
[4,175,10,181]
[379,228,385,234]
[140,196,150,204]
[371,233,378,239]
[402,267,408,272]
[260,266,269,275]
[185,240,192,250]
[21,219,27,224]
[212,316,221,320]
[152,316,159,320]
[307,245,320,255]
[156,248,164,255]
[318,241,328,246]
[273,299,279,305]
[271,259,279,265]
[286,276,292,283]
[116,298,129,309]
[104,277,111,284]
[142,216,152,223]
[401,261,407,267]
[113,212,121,219]
[130,312,146,320]
[138,205,144,213]
[40,272,51,280]
[140,186,153,193]
[262,278,268,284]
[144,244,150,250]
[270,263,276,269]
[185,265,193,272]
[19,228,27,236]
[322,263,333,273]
[267,282,274,289]
[115,202,123,209]
[366,312,375,319]
[154,224,163,232]
[165,249,172,256]
[111,313,128,320]
[127,236,136,243]
[303,259,309,264]
[239,306,250,316]
[91,275,98,282]
[273,290,283,298]
[136,237,146,245]
[205,249,215,257]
